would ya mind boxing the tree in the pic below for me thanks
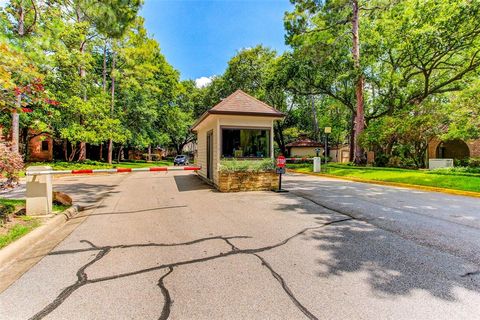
[441,81,480,141]
[1,0,41,154]
[115,18,179,155]
[361,101,446,168]
[285,0,480,164]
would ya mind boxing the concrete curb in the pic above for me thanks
[289,170,480,198]
[0,205,81,270]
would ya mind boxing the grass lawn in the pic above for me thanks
[0,198,70,249]
[22,160,174,175]
[0,216,40,249]
[288,163,480,193]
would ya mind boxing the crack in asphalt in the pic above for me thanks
[31,218,352,320]
[49,236,251,256]
[461,271,480,278]
[158,266,174,320]
[253,253,318,320]
[29,247,111,320]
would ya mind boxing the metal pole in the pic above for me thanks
[325,134,328,166]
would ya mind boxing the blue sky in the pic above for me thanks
[141,0,293,83]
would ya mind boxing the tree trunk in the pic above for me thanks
[11,108,20,154]
[78,142,86,161]
[274,122,286,155]
[107,50,116,164]
[352,0,366,165]
[117,145,124,163]
[311,95,319,141]
[102,42,107,92]
[147,145,152,162]
[349,112,355,162]
[11,5,25,155]
[68,144,78,162]
[99,143,103,161]
[77,13,87,161]
[63,140,68,161]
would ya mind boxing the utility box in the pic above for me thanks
[428,159,454,170]
[313,157,321,173]
[26,166,52,215]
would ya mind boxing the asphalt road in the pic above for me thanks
[1,172,479,319]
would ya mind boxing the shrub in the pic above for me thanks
[374,153,389,167]
[468,157,480,168]
[387,156,401,167]
[142,154,161,161]
[0,143,24,188]
[454,158,469,167]
[0,203,16,224]
[432,166,480,176]
[219,158,275,172]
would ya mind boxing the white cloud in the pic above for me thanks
[195,76,213,88]
[0,0,8,8]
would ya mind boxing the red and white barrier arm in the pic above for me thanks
[285,158,314,161]
[26,166,202,176]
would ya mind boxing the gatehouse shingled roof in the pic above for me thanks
[286,137,323,148]
[191,89,284,131]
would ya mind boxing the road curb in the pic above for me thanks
[290,170,480,198]
[0,205,81,271]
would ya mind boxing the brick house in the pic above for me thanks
[428,138,480,160]
[27,130,53,161]
[0,126,53,161]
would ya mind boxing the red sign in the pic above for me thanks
[276,156,286,168]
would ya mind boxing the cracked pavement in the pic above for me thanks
[1,172,480,319]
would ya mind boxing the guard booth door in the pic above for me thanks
[206,131,213,180]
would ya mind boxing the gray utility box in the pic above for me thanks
[428,158,454,170]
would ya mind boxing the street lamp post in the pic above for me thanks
[324,127,331,168]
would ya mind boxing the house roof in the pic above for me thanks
[191,89,284,131]
[286,137,323,148]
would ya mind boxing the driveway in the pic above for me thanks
[0,172,479,319]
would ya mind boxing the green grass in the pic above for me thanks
[23,160,174,175]
[0,219,40,249]
[53,203,71,213]
[0,198,69,214]
[0,199,41,249]
[287,163,480,193]
[0,198,71,249]
[0,199,26,207]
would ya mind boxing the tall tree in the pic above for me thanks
[1,0,40,154]
[285,0,480,164]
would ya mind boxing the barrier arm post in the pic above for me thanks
[26,166,53,216]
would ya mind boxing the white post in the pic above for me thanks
[313,157,321,173]
[26,166,53,216]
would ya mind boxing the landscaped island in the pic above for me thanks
[288,163,480,194]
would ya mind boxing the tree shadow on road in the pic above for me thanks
[308,220,480,301]
[55,183,120,208]
[274,189,480,302]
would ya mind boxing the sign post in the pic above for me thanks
[275,156,288,193]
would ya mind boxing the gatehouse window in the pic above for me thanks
[221,128,270,158]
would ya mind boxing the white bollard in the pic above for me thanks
[26,166,53,216]
[313,157,321,173]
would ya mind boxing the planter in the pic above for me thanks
[217,171,279,192]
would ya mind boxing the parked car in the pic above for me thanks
[173,155,189,166]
